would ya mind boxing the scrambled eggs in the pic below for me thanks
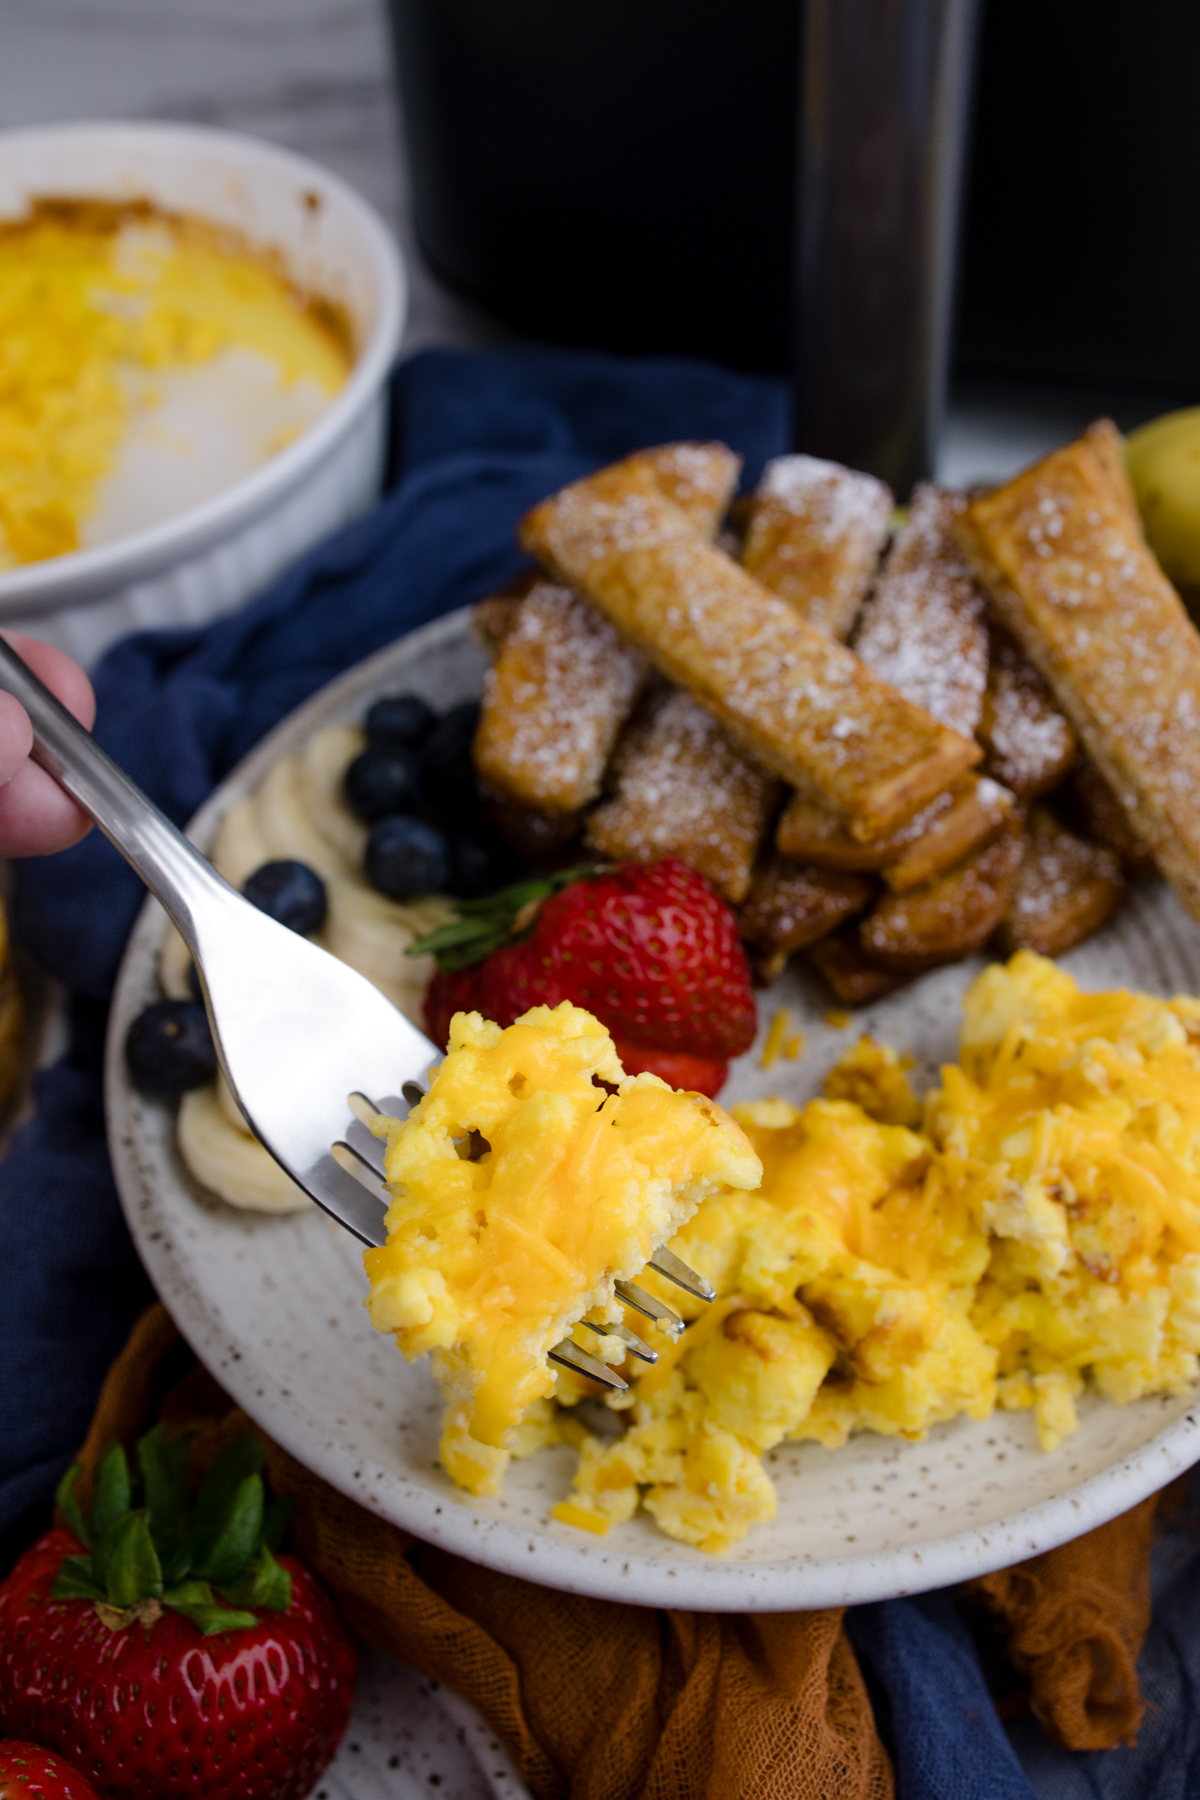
[0,200,350,565]
[364,957,1200,1555]
[363,1002,761,1495]
[567,954,1200,1554]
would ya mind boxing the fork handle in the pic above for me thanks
[0,637,233,956]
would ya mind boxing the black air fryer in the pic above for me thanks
[390,0,1200,486]
[957,0,1200,394]
[386,0,801,369]
[387,0,1200,467]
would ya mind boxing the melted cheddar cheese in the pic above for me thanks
[559,954,1200,1554]
[363,1002,761,1493]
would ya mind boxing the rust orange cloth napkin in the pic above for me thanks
[69,1304,1165,1800]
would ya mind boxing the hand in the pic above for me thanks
[0,634,95,856]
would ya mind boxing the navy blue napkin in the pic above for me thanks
[2,344,1197,1800]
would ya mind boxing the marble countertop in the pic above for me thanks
[1,0,504,356]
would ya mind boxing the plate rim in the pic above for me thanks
[105,606,1200,1611]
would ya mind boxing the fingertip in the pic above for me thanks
[2,633,95,729]
[0,690,33,787]
[0,762,93,857]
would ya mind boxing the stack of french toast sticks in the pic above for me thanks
[471,422,1199,1004]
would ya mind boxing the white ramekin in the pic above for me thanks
[0,122,407,667]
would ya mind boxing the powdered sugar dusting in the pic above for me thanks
[743,454,893,639]
[1002,809,1125,955]
[980,625,1076,799]
[532,478,695,573]
[862,828,1024,964]
[475,580,644,813]
[852,485,988,737]
[965,422,1200,921]
[758,454,890,535]
[646,442,741,526]
[585,687,778,903]
[522,458,980,831]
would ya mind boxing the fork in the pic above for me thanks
[0,638,715,1394]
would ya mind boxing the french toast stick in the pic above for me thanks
[997,807,1125,957]
[1068,756,1158,878]
[771,486,995,891]
[977,622,1076,799]
[472,573,536,658]
[584,686,780,904]
[738,854,875,982]
[806,927,912,1007]
[636,441,743,537]
[881,776,1016,892]
[520,456,979,839]
[473,579,646,815]
[859,825,1025,972]
[851,484,989,739]
[957,419,1200,922]
[776,772,1015,890]
[741,453,892,639]
[775,790,928,869]
[478,781,583,866]
[474,443,740,819]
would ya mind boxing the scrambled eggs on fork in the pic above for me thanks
[363,1001,761,1497]
[365,957,1200,1556]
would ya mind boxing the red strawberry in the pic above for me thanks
[417,859,757,1096]
[0,1740,98,1799]
[609,1040,729,1097]
[424,963,481,1054]
[425,969,731,1094]
[0,1433,356,1800]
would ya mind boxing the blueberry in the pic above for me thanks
[419,701,481,818]
[343,746,422,822]
[365,693,437,750]
[447,835,502,899]
[126,999,217,1098]
[366,815,451,898]
[242,860,328,935]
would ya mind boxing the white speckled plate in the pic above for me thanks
[106,609,1200,1611]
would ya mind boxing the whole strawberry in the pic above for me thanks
[418,858,756,1095]
[0,1741,98,1799]
[0,1431,355,1800]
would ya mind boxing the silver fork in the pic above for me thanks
[0,639,714,1393]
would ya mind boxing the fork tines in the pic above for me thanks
[646,1246,716,1302]
[548,1340,628,1391]
[342,1088,713,1393]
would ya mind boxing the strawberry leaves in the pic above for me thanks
[159,1580,258,1636]
[55,1465,91,1550]
[409,864,605,971]
[51,1428,293,1636]
[100,1513,162,1608]
[137,1424,192,1546]
[194,1475,264,1585]
[90,1443,131,1538]
[219,1541,291,1611]
[51,1554,107,1604]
